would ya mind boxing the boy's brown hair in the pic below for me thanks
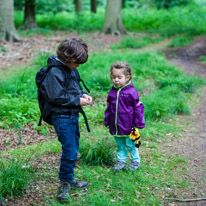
[110,61,132,80]
[57,38,88,64]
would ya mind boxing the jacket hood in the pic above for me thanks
[47,55,66,68]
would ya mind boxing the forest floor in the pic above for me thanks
[0,32,206,206]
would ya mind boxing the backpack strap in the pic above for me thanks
[73,69,90,132]
[38,115,43,126]
[79,108,90,132]
[73,69,90,93]
[79,78,90,93]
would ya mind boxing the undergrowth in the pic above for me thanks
[0,159,33,201]
[14,3,206,37]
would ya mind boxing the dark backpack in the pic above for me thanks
[35,66,54,126]
[35,66,91,132]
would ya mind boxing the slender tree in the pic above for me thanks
[101,0,127,35]
[122,0,126,8]
[74,0,82,13]
[23,0,37,29]
[0,0,20,41]
[91,0,97,13]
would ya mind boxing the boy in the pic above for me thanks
[41,38,92,201]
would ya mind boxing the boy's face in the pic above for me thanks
[66,62,80,70]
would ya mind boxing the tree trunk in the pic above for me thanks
[101,0,127,35]
[91,0,97,13]
[0,0,20,42]
[122,0,126,8]
[23,0,37,29]
[74,0,82,13]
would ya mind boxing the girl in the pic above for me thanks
[104,61,145,171]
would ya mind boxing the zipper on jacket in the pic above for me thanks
[115,88,121,135]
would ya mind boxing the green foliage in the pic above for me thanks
[168,35,193,47]
[122,4,206,37]
[199,55,206,63]
[0,53,51,128]
[14,3,206,37]
[14,0,104,14]
[14,0,74,13]
[151,0,192,9]
[0,159,32,200]
[111,35,164,49]
[0,94,39,129]
[0,45,8,53]
[0,51,205,129]
[79,137,115,166]
[143,86,190,120]
[0,67,36,99]
[38,11,104,32]
[156,74,204,92]
[14,9,104,32]
[80,104,106,126]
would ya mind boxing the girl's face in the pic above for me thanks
[111,68,130,88]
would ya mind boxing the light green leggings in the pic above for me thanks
[114,136,140,163]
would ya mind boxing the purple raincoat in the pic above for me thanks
[104,81,145,136]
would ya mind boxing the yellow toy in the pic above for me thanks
[129,127,141,148]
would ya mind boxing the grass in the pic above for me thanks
[110,35,164,49]
[199,55,206,63]
[0,50,205,129]
[0,158,33,201]
[0,119,189,205]
[168,35,193,47]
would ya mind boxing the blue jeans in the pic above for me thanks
[52,113,80,183]
[114,137,140,163]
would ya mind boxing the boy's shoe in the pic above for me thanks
[57,181,71,202]
[112,160,126,171]
[70,179,88,189]
[127,160,140,171]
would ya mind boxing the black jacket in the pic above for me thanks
[41,55,88,114]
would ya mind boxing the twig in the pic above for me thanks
[165,197,206,202]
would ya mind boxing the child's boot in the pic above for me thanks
[112,160,126,171]
[70,179,88,189]
[57,181,71,202]
[128,160,140,171]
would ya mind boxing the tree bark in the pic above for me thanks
[91,0,97,13]
[122,0,126,8]
[23,0,37,29]
[74,0,82,13]
[101,0,127,35]
[0,0,20,42]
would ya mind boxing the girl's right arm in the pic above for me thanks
[104,97,111,127]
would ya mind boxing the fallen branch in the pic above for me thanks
[164,197,206,202]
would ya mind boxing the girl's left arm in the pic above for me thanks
[133,92,145,129]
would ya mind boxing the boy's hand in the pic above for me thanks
[82,94,93,104]
[80,97,90,106]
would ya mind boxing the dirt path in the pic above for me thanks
[163,36,206,205]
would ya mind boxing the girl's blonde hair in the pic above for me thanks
[110,61,132,80]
